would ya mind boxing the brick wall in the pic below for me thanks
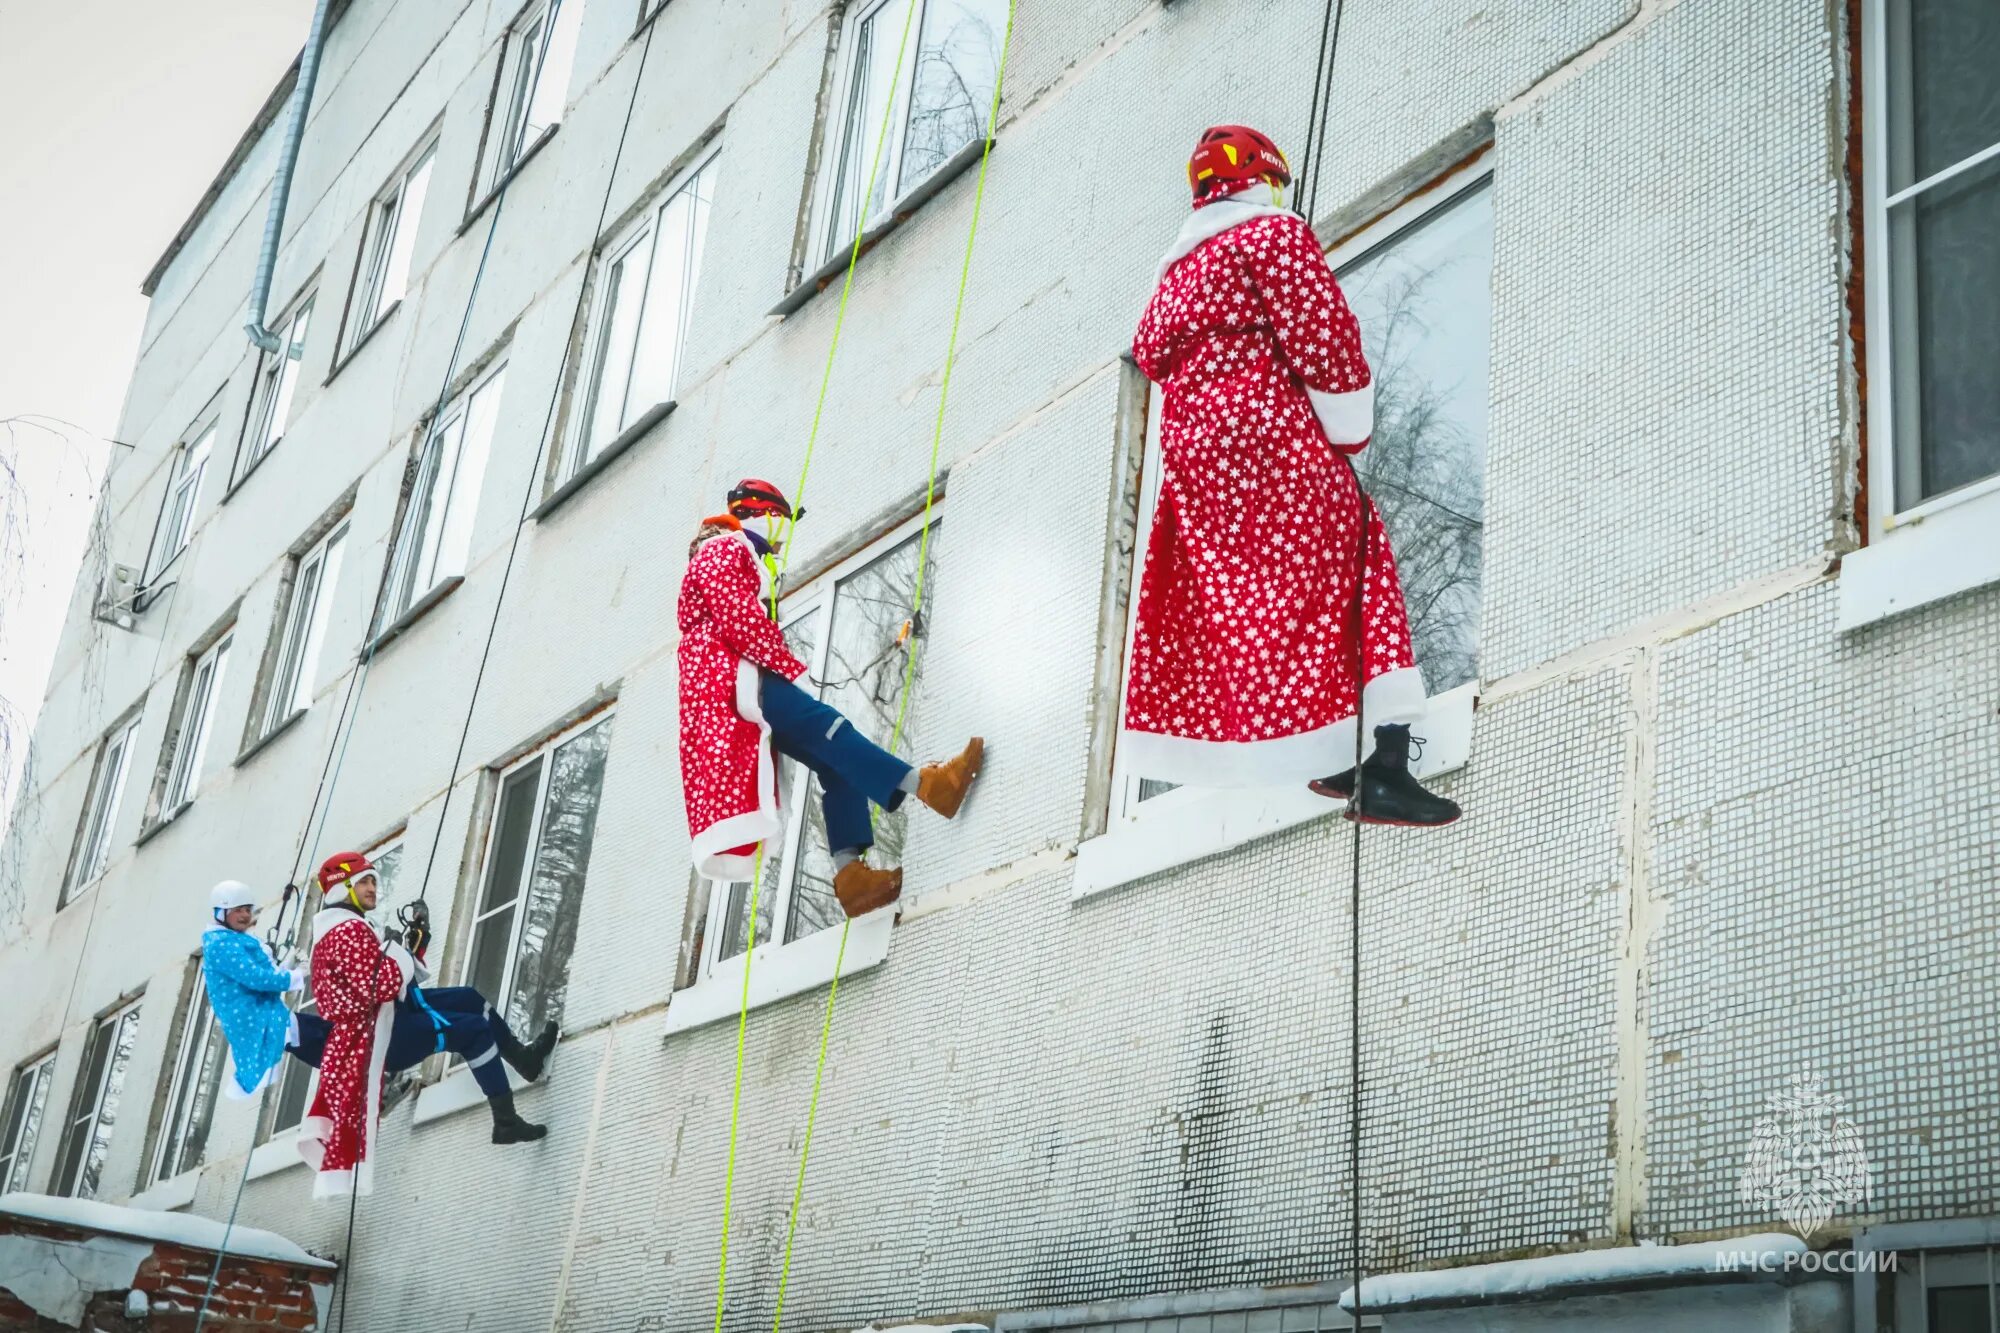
[0,1214,327,1332]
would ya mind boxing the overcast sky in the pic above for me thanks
[0,0,316,824]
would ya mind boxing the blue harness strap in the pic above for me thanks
[408,986,449,1052]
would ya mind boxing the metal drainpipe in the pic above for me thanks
[245,0,336,352]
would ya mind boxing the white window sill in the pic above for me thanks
[135,799,194,848]
[364,574,465,656]
[665,908,894,1036]
[128,1168,199,1212]
[411,1060,527,1127]
[1073,682,1478,901]
[247,1134,308,1181]
[1838,476,2000,629]
[770,136,994,318]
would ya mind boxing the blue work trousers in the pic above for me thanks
[288,987,517,1099]
[759,671,912,856]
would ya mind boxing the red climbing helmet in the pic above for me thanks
[1187,124,1291,205]
[728,478,793,521]
[316,851,375,896]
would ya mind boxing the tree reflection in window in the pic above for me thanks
[1339,179,1493,695]
[709,525,936,966]
[466,716,614,1038]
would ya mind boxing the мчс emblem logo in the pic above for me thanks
[1738,1066,1873,1240]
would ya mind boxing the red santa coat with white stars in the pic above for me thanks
[1124,184,1426,786]
[295,907,418,1198]
[678,531,809,879]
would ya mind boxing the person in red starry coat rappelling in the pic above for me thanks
[295,851,559,1197]
[1125,125,1460,826]
[677,479,984,917]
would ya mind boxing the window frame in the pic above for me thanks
[260,521,349,739]
[235,287,317,485]
[460,709,615,1039]
[808,0,926,269]
[340,137,438,359]
[475,0,581,204]
[156,420,217,567]
[560,148,717,484]
[1074,163,1492,900]
[51,999,143,1200]
[0,1049,59,1194]
[666,511,937,1033]
[804,0,1003,270]
[157,630,234,819]
[1841,0,2000,628]
[148,967,226,1187]
[378,359,509,632]
[1856,1219,2000,1332]
[63,712,141,904]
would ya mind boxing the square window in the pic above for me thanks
[343,140,437,357]
[809,0,1005,268]
[238,292,316,479]
[564,156,715,479]
[464,714,614,1037]
[0,1050,58,1193]
[478,0,583,199]
[158,631,234,817]
[260,522,348,737]
[51,1000,142,1199]
[64,714,140,902]
[149,970,227,1185]
[691,516,936,979]
[380,363,507,628]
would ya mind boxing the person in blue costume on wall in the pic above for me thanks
[200,880,330,1100]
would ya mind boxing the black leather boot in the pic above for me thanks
[1309,724,1462,827]
[497,1020,559,1083]
[490,1090,548,1145]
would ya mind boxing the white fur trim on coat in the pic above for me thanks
[1156,183,1295,282]
[1308,382,1375,447]
[296,914,413,1197]
[689,657,785,880]
[1118,666,1428,788]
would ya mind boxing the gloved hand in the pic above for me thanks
[403,922,431,961]
[286,968,309,994]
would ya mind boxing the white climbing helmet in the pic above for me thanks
[209,880,257,923]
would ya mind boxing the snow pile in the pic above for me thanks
[0,1192,333,1269]
[1339,1233,1808,1311]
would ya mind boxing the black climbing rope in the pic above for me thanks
[329,11,657,1330]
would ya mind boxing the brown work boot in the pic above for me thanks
[915,737,984,819]
[833,860,903,918]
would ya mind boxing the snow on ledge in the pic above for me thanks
[0,1192,334,1269]
[1339,1234,1808,1312]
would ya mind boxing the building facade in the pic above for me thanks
[2,0,1997,1329]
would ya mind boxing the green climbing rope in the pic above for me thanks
[769,3,1017,1329]
[710,3,923,1330]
